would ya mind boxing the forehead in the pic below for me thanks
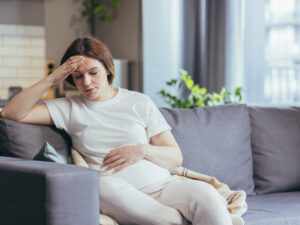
[74,57,105,73]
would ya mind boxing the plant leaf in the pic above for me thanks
[212,93,220,103]
[234,87,242,102]
[180,69,188,76]
[192,84,201,93]
[199,88,207,96]
[178,80,183,89]
[235,87,242,95]
[100,15,107,22]
[81,11,88,17]
[111,0,120,6]
[82,2,92,9]
[93,5,106,14]
[220,87,226,97]
[107,13,115,20]
[166,79,177,86]
[181,74,194,89]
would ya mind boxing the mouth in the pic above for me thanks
[84,88,96,94]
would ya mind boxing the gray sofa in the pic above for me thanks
[0,104,300,225]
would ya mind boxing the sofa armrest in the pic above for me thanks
[0,158,99,225]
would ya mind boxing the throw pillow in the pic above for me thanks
[34,142,68,164]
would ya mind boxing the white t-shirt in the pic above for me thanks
[45,88,172,189]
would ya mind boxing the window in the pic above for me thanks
[264,0,300,103]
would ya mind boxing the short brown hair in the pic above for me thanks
[61,36,115,86]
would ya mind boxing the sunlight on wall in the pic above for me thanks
[142,0,183,106]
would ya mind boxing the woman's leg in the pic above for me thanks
[156,177,233,225]
[99,176,187,225]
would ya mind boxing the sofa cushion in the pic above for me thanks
[249,106,300,194]
[0,116,71,159]
[243,191,300,225]
[160,104,255,195]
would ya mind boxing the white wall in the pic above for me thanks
[44,0,89,66]
[0,24,45,99]
[0,0,45,100]
[142,0,183,106]
[95,0,142,91]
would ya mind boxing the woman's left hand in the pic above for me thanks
[102,144,146,173]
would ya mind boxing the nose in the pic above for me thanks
[83,74,91,86]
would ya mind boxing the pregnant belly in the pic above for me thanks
[112,159,171,189]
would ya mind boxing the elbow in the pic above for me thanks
[1,108,8,118]
[1,109,16,121]
[1,108,22,122]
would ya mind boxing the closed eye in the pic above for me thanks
[90,71,98,75]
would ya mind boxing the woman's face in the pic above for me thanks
[71,56,110,101]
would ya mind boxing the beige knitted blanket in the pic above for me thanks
[70,147,247,225]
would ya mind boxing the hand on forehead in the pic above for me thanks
[72,57,104,74]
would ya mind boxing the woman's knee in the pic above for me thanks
[196,182,225,205]
[174,180,227,213]
[199,182,222,199]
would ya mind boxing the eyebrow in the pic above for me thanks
[74,67,98,73]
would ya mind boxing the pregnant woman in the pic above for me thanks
[2,36,236,225]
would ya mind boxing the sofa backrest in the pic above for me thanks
[160,104,255,195]
[2,105,300,195]
[0,116,71,159]
[249,106,300,194]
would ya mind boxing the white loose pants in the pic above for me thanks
[100,175,243,225]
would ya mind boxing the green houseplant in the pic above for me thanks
[81,0,120,36]
[158,69,242,108]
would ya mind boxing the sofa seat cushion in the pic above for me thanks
[0,116,71,159]
[243,191,300,225]
[249,106,300,194]
[160,104,255,195]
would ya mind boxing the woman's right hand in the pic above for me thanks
[48,56,85,86]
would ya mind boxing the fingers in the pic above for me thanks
[102,153,121,167]
[102,146,142,173]
[102,148,132,173]
[48,56,86,85]
[67,56,85,66]
[65,56,85,73]
[105,158,126,171]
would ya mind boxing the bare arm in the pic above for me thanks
[1,78,54,124]
[102,130,183,173]
[143,130,183,168]
[1,56,84,125]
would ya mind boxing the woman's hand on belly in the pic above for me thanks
[101,144,147,173]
